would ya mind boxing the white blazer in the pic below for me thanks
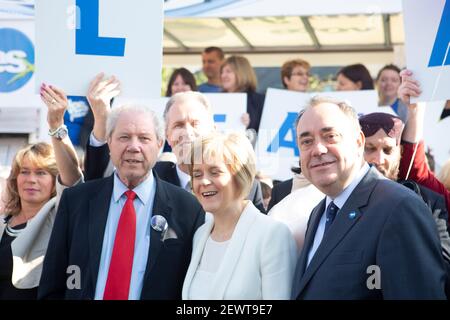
[182,201,297,300]
[0,176,82,289]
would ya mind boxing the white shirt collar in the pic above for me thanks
[113,170,155,205]
[326,162,370,210]
[176,165,191,190]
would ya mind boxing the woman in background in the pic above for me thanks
[221,56,265,137]
[166,67,198,97]
[336,63,374,91]
[280,59,311,92]
[376,64,408,122]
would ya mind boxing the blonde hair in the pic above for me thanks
[438,159,450,191]
[221,55,257,93]
[3,143,58,216]
[188,132,256,200]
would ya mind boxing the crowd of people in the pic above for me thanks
[0,45,450,300]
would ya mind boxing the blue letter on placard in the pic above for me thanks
[76,0,125,56]
[214,114,226,123]
[428,0,450,67]
[266,112,299,156]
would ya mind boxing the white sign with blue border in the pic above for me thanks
[255,88,381,180]
[113,93,247,134]
[403,0,450,103]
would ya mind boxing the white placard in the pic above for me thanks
[0,20,40,107]
[35,0,163,98]
[255,88,381,180]
[422,101,450,172]
[403,0,450,103]
[113,92,247,133]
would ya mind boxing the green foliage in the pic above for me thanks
[308,73,336,92]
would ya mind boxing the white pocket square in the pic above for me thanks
[162,227,178,241]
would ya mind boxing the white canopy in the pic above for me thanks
[165,0,402,18]
[1,0,405,54]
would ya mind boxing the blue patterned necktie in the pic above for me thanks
[324,201,339,234]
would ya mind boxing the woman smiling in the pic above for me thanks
[182,132,296,300]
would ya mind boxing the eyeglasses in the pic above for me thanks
[290,72,310,77]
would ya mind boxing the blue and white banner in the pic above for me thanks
[34,0,164,98]
[255,88,381,180]
[403,0,450,103]
[113,93,247,134]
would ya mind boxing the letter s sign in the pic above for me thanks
[75,0,126,57]
[428,0,450,67]
[0,28,34,93]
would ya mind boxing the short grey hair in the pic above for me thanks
[106,104,165,141]
[295,96,361,133]
[163,91,213,127]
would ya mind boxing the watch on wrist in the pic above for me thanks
[48,124,68,140]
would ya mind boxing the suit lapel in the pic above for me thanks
[155,161,181,187]
[210,203,258,299]
[170,163,181,187]
[295,168,379,297]
[0,217,6,242]
[142,176,173,288]
[88,175,114,292]
[291,199,325,299]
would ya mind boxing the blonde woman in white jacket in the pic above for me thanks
[182,132,297,300]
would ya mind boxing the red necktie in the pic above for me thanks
[103,190,137,300]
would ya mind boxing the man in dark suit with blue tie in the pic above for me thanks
[291,97,446,299]
[38,104,204,299]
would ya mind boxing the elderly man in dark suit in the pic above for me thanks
[82,75,264,212]
[38,104,204,300]
[291,96,446,299]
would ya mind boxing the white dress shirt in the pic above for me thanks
[188,237,229,300]
[94,172,156,300]
[307,163,370,267]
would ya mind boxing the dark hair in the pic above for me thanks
[337,64,374,90]
[203,46,225,60]
[376,64,401,81]
[165,68,198,97]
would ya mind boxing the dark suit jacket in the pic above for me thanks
[38,173,205,300]
[267,178,293,212]
[291,167,447,300]
[400,181,450,297]
[246,90,265,134]
[84,144,266,213]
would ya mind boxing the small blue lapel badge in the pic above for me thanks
[348,212,357,220]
